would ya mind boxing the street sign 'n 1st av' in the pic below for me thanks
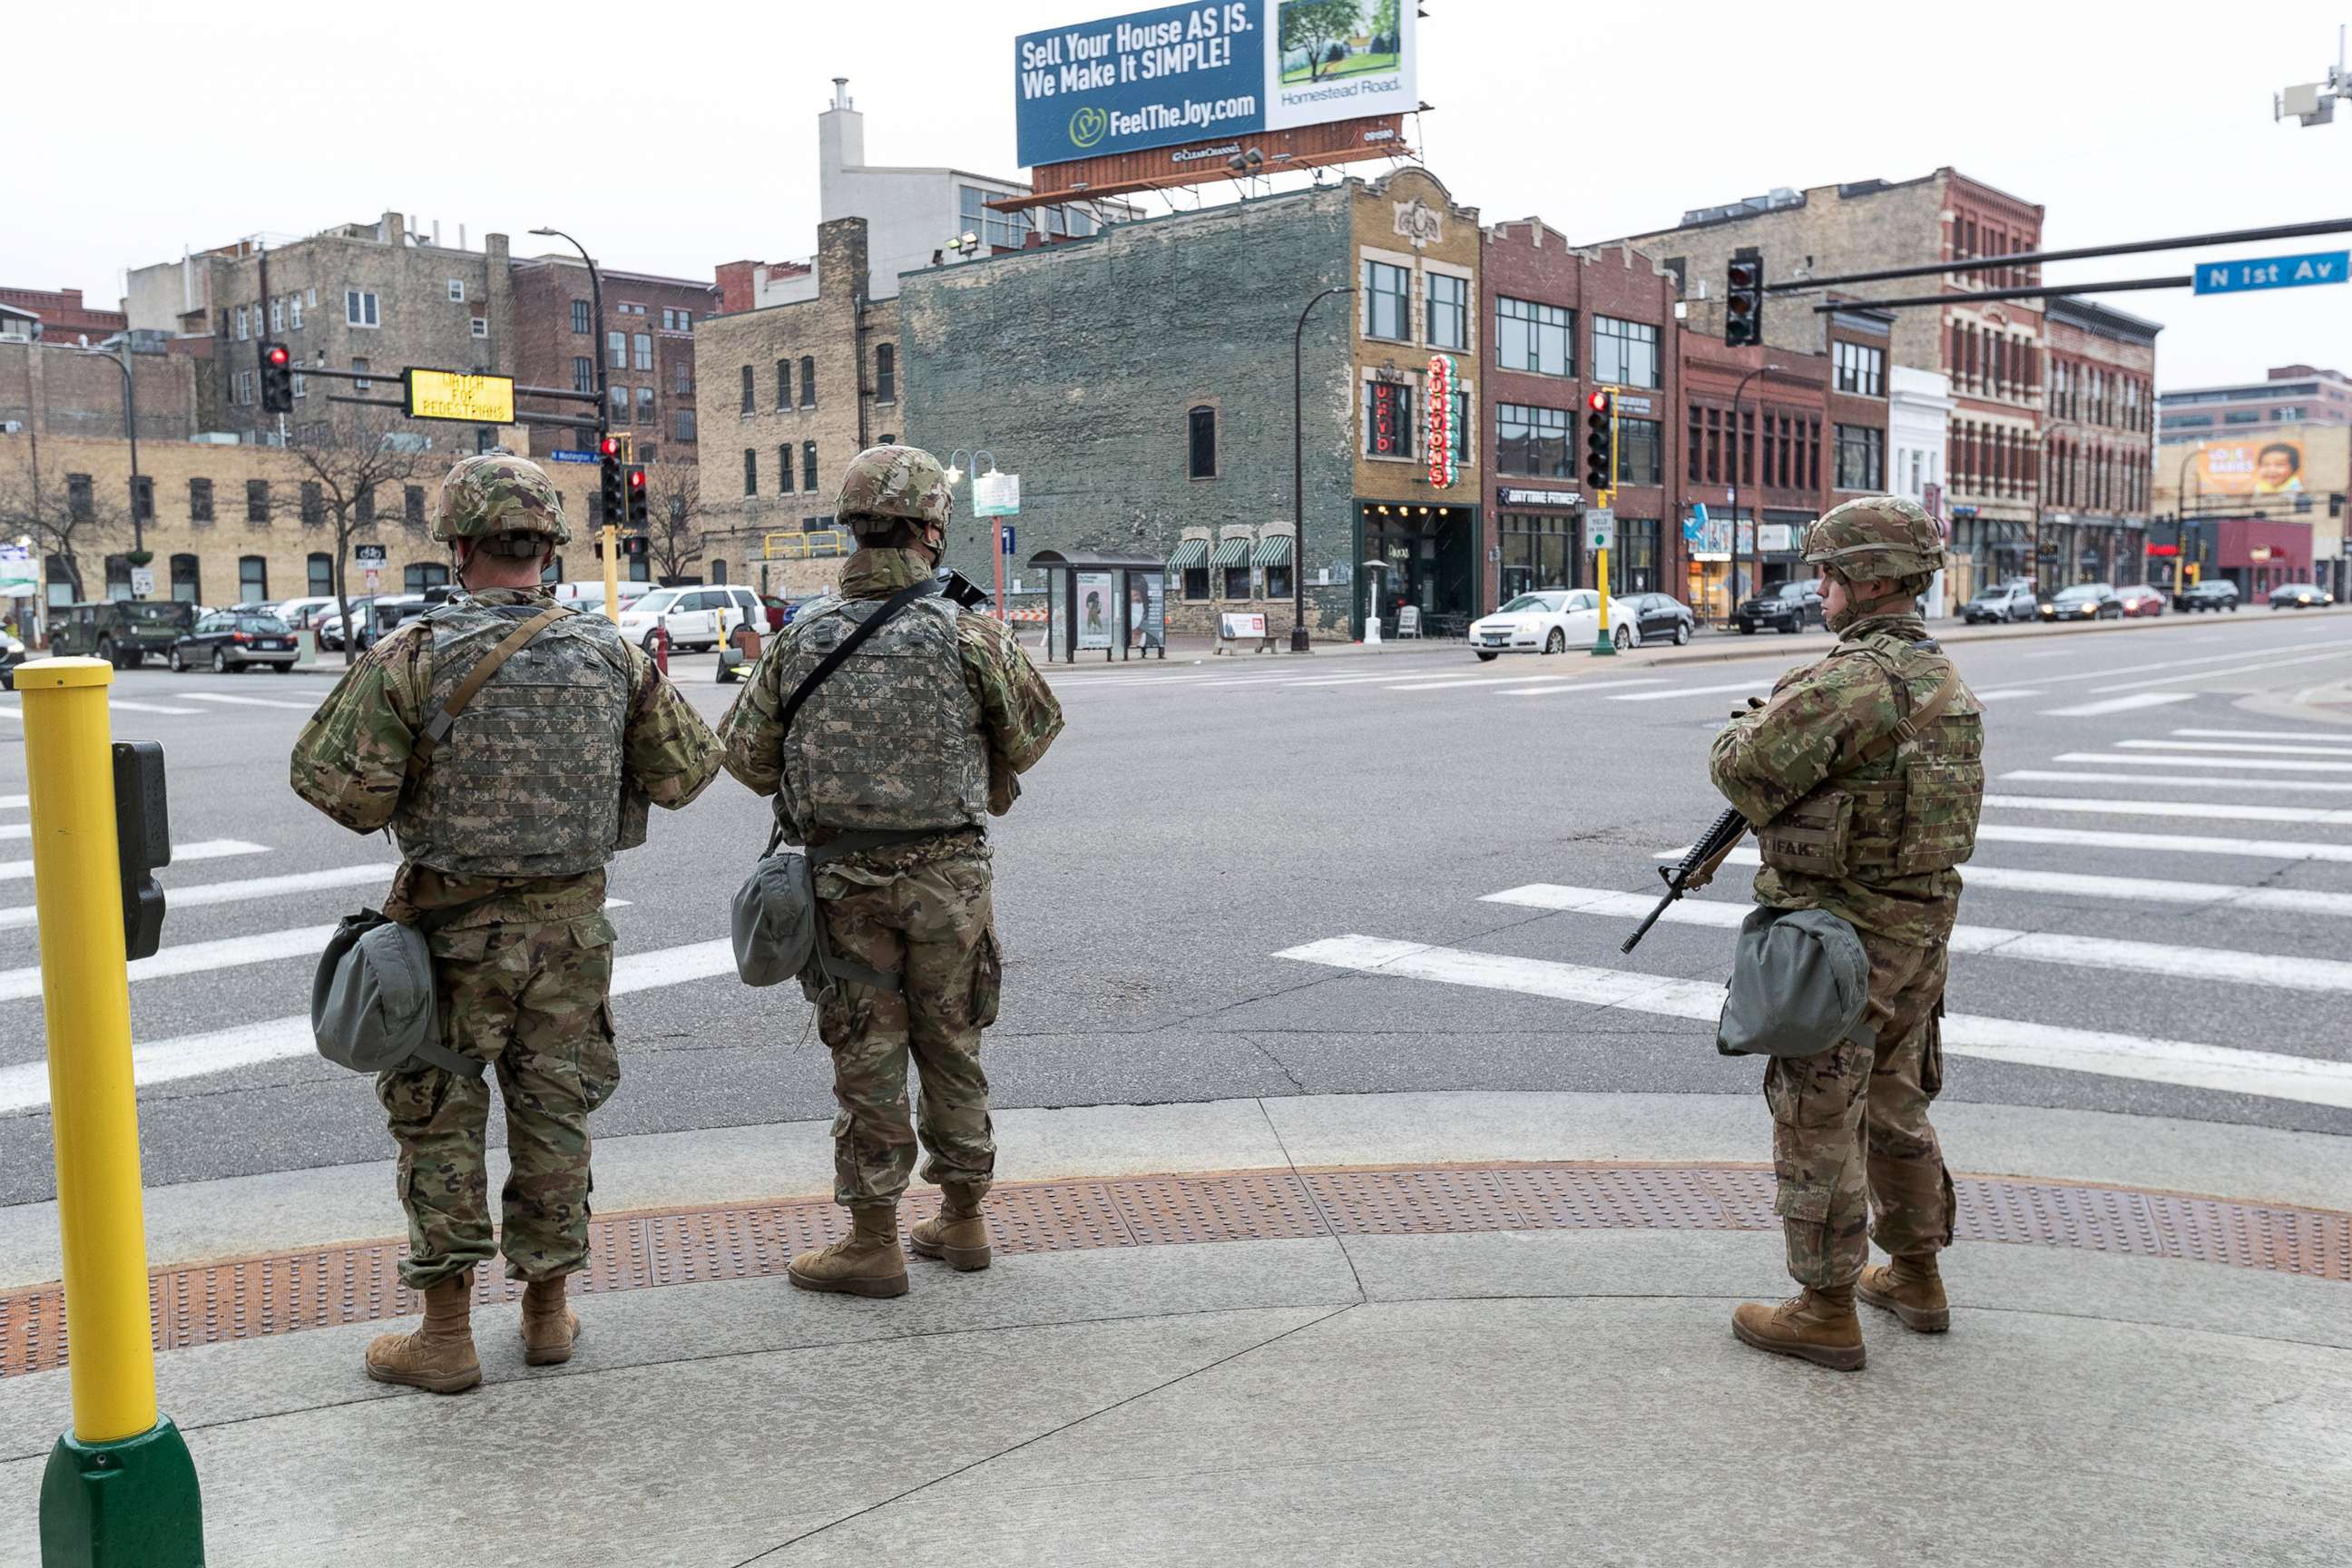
[404,368,516,425]
[2193,250,2349,296]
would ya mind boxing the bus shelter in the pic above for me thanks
[1026,549,1167,662]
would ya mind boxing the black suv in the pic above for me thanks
[1735,580,1825,634]
[2175,581,2239,613]
[47,600,197,667]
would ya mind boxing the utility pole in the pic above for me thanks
[531,228,613,614]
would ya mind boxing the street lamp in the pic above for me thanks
[1292,283,1353,652]
[82,343,142,566]
[1728,362,1786,611]
[529,228,607,446]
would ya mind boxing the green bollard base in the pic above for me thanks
[1589,634,1618,656]
[39,1416,204,1568]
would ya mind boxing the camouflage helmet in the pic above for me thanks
[431,453,572,545]
[1801,495,1943,581]
[835,445,952,536]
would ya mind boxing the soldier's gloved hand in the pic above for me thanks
[1728,695,1767,720]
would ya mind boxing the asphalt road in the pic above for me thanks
[1,607,2347,1203]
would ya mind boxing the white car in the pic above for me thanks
[1469,590,1644,659]
[617,585,767,652]
[553,579,657,615]
[269,595,341,631]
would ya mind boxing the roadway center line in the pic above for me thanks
[1984,792,2352,826]
[179,691,318,710]
[1385,673,1609,692]
[2117,739,2352,758]
[1498,678,1672,697]
[1659,845,2352,918]
[2043,692,2195,718]
[2004,768,2352,794]
[0,936,736,1116]
[1275,936,2352,1110]
[1608,678,1774,703]
[2051,750,2352,774]
[0,839,269,883]
[1481,884,2352,993]
[0,863,399,934]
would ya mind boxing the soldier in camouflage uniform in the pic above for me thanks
[720,445,1062,1298]
[1709,496,1984,1371]
[291,453,722,1393]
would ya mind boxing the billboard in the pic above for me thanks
[2191,436,2307,496]
[1015,0,1417,168]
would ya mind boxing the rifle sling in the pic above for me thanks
[1852,663,1962,768]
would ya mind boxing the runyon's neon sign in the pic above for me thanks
[1426,354,1456,489]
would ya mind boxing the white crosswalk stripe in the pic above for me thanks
[1607,678,1772,703]
[1480,885,2352,994]
[1977,824,2352,863]
[0,839,268,883]
[0,795,26,810]
[1660,846,2352,918]
[1,697,200,718]
[1276,936,2352,1110]
[0,864,399,934]
[2003,768,2352,794]
[1497,678,1671,698]
[2116,739,2352,758]
[2043,692,2196,717]
[1984,792,2352,827]
[2052,751,2352,774]
[1971,689,2043,701]
[180,691,316,711]
[2170,728,2352,744]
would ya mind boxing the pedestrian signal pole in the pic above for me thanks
[21,659,203,1567]
[1585,390,1618,656]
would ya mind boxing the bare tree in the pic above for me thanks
[285,418,434,665]
[0,457,128,638]
[642,460,705,583]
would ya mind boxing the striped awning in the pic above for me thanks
[1211,536,1252,569]
[1251,534,1294,566]
[1166,538,1210,570]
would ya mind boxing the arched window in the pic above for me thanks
[308,552,334,595]
[171,554,201,604]
[104,555,134,602]
[1188,404,1217,479]
[710,559,727,584]
[239,555,268,604]
[44,554,74,607]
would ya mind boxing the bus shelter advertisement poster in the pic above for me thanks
[1015,1,1418,168]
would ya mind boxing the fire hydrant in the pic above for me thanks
[651,622,671,676]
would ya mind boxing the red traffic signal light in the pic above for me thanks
[1586,390,1613,415]
[264,344,289,368]
[627,467,646,494]
[599,435,622,458]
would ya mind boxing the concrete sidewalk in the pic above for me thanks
[0,1092,2345,1566]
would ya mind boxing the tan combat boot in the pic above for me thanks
[519,1276,582,1366]
[1857,1252,1950,1333]
[909,1181,993,1272]
[788,1204,909,1298]
[1730,1285,1867,1372]
[366,1271,482,1394]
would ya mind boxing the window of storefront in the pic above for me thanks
[1615,518,1661,593]
[1365,378,1415,459]
[1496,297,1571,377]
[1498,511,1575,596]
[1495,403,1569,476]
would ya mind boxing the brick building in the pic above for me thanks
[899,183,1357,640]
[509,257,717,466]
[692,219,902,592]
[124,214,515,451]
[1627,169,2045,592]
[2161,364,2352,436]
[0,337,198,445]
[0,286,128,344]
[2156,421,2348,601]
[2040,298,2160,590]
[1479,220,1681,608]
[1351,167,1482,637]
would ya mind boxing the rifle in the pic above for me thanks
[1622,807,1749,954]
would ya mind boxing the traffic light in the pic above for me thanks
[1725,247,1764,347]
[625,464,649,532]
[598,435,624,527]
[259,341,294,414]
[1584,390,1616,495]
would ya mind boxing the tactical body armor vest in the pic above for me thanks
[392,600,636,877]
[775,595,987,839]
[1755,632,1984,884]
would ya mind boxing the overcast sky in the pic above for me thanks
[9,0,2348,389]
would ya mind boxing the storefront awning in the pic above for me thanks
[1251,535,1294,567]
[1165,538,1210,570]
[1211,537,1252,569]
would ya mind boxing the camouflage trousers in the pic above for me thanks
[376,918,620,1289]
[814,856,1002,1210]
[1762,931,1956,1290]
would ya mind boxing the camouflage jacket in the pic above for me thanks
[718,548,1063,887]
[1709,612,1976,945]
[289,585,724,929]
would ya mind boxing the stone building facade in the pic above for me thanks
[897,184,1357,640]
[692,219,902,593]
[0,338,198,446]
[1626,169,2046,590]
[124,214,516,452]
[1349,168,1481,638]
[1479,220,1681,609]
[2040,298,2160,590]
[509,259,717,466]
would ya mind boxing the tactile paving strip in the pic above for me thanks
[0,1161,2342,1377]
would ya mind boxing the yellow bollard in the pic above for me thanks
[21,657,202,1566]
[603,523,621,622]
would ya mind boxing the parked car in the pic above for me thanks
[2038,583,2122,622]
[2175,581,2239,613]
[0,627,24,690]
[1961,582,2038,624]
[1467,589,1643,659]
[2115,584,2167,618]
[2269,583,2337,610]
[1628,593,1698,647]
[269,595,340,631]
[552,579,658,615]
[1734,580,1825,634]
[315,596,374,651]
[170,610,298,672]
[759,594,796,632]
[46,600,199,667]
[359,594,429,650]
[616,585,769,652]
